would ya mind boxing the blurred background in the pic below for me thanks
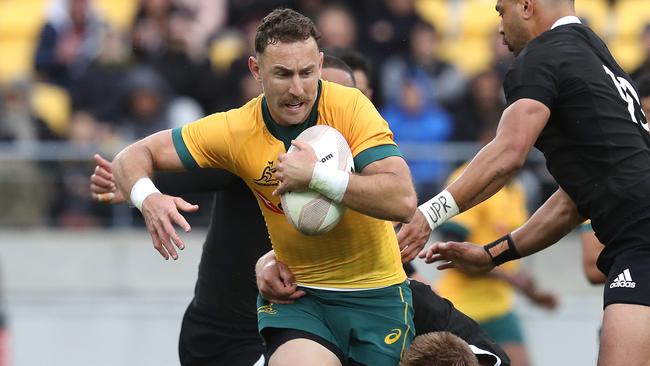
[0,0,649,365]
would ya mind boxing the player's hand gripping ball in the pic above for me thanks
[280,125,354,235]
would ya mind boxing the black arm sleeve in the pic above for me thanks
[152,169,239,196]
[410,280,511,366]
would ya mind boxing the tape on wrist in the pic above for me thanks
[484,233,521,266]
[130,177,160,211]
[417,190,459,230]
[309,162,349,203]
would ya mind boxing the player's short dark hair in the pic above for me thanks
[323,54,356,85]
[638,73,650,98]
[254,8,321,54]
[324,47,372,82]
[400,332,479,366]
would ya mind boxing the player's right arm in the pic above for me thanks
[421,188,585,275]
[113,129,199,260]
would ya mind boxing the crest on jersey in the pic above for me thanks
[253,161,279,186]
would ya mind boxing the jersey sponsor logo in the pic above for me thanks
[320,153,333,163]
[610,268,636,289]
[384,328,402,345]
[253,189,284,215]
[257,304,277,315]
[254,161,279,187]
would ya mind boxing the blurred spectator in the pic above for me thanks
[326,47,374,99]
[630,23,650,82]
[71,28,133,125]
[315,3,358,49]
[639,73,650,118]
[448,69,505,142]
[381,21,466,108]
[34,0,107,89]
[382,74,453,198]
[131,0,174,62]
[0,81,59,226]
[116,66,175,141]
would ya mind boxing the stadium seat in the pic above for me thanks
[613,0,650,39]
[459,0,500,38]
[415,0,454,37]
[440,36,492,76]
[574,0,610,38]
[31,82,71,136]
[0,39,36,84]
[93,0,137,31]
[0,0,47,40]
[609,37,644,73]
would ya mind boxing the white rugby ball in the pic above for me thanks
[281,125,354,236]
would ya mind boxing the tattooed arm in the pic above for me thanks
[397,99,550,262]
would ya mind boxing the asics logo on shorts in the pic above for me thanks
[610,268,636,289]
[384,329,402,344]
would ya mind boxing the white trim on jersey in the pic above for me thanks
[551,15,581,30]
[469,344,502,366]
[252,354,265,366]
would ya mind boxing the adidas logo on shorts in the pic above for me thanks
[610,268,636,289]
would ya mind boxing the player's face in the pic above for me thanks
[496,0,532,56]
[249,38,322,126]
[321,67,355,88]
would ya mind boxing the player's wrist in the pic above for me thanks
[417,190,459,230]
[309,162,349,203]
[484,233,521,266]
[130,177,161,211]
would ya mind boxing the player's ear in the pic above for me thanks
[318,52,324,77]
[249,56,262,82]
[521,0,533,18]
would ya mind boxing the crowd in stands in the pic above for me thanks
[0,0,649,227]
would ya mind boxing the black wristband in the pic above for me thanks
[484,233,521,266]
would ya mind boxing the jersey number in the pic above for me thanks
[603,65,648,132]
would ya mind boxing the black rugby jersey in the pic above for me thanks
[504,23,650,244]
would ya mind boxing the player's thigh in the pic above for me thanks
[179,305,263,366]
[599,303,650,366]
[269,338,341,366]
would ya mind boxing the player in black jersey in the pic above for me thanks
[90,54,509,366]
[398,1,650,365]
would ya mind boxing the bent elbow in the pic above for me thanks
[395,193,417,223]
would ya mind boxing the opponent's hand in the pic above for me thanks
[511,271,558,310]
[419,241,494,275]
[273,140,317,196]
[90,154,125,204]
[141,193,199,260]
[397,210,432,263]
[256,252,306,304]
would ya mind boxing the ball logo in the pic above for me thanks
[320,153,334,163]
[384,329,402,345]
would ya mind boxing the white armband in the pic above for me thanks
[130,177,160,211]
[309,163,349,203]
[418,190,459,230]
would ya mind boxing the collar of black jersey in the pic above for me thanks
[261,80,322,151]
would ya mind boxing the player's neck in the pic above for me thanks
[537,6,576,34]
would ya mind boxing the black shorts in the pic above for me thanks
[179,303,264,366]
[603,245,650,309]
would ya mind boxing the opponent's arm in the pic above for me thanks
[273,142,416,222]
[397,99,551,256]
[113,129,199,260]
[421,188,585,274]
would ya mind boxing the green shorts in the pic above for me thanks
[479,311,525,345]
[257,281,414,365]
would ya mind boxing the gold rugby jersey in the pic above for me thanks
[173,80,406,289]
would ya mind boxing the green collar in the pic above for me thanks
[261,80,322,151]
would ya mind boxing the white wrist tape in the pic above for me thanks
[309,163,349,203]
[418,190,459,230]
[130,177,160,211]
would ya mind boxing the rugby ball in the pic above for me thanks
[281,125,354,236]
